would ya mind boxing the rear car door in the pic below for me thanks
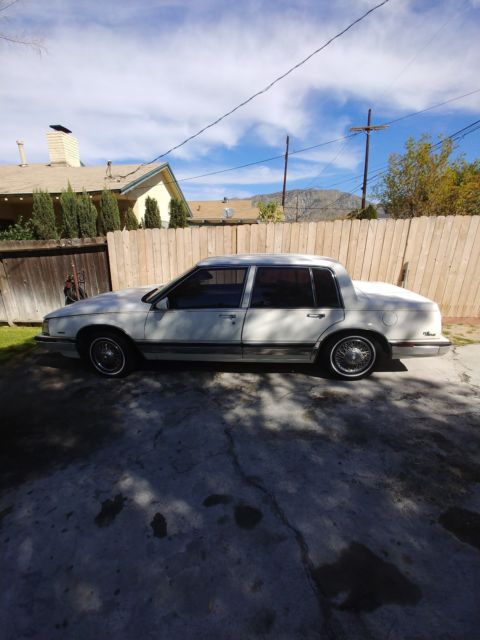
[242,266,344,361]
[142,267,248,360]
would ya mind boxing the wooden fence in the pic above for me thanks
[107,216,480,318]
[0,238,111,324]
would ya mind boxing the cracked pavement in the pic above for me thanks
[1,345,480,639]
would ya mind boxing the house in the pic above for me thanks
[0,126,191,230]
[188,198,261,225]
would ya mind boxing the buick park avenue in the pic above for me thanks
[36,254,451,380]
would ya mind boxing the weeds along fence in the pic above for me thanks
[0,238,111,324]
[1,216,479,323]
[107,216,480,319]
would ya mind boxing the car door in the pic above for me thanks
[241,266,344,361]
[142,266,248,360]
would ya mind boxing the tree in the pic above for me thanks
[257,201,284,223]
[123,208,139,230]
[31,190,58,239]
[346,204,378,220]
[0,0,44,52]
[144,196,162,228]
[60,183,79,238]
[0,217,34,241]
[99,190,121,233]
[169,198,188,229]
[77,191,98,237]
[372,135,480,218]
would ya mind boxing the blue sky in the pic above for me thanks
[1,0,480,202]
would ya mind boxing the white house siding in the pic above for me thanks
[131,177,172,228]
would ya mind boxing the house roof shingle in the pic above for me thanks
[0,162,168,196]
[189,199,259,221]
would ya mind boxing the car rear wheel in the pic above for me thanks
[324,334,377,380]
[87,331,136,378]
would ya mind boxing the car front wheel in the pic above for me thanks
[324,334,377,380]
[87,331,136,378]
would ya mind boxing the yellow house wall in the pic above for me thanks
[131,178,172,228]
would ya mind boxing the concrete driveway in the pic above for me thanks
[1,346,479,640]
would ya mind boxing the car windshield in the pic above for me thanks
[141,267,196,304]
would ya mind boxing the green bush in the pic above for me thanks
[124,207,139,230]
[99,189,121,233]
[257,201,284,223]
[32,190,58,239]
[144,196,162,228]
[60,183,79,238]
[0,217,35,241]
[78,191,98,237]
[169,197,188,228]
[347,204,378,220]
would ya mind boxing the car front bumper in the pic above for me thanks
[35,335,80,358]
[390,339,452,358]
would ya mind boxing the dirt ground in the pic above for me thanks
[443,321,480,346]
[0,345,479,640]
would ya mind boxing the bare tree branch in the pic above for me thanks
[0,0,45,52]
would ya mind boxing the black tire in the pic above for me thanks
[86,330,137,378]
[323,334,378,381]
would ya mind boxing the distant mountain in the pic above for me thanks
[245,188,368,221]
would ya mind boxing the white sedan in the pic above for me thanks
[36,254,451,380]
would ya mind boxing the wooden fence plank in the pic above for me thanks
[346,220,360,277]
[433,216,462,305]
[331,220,343,261]
[314,222,325,255]
[273,223,283,253]
[368,219,386,281]
[353,219,369,278]
[449,216,480,317]
[281,223,291,253]
[441,217,472,315]
[306,222,317,255]
[107,232,119,291]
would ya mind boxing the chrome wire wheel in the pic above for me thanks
[89,336,126,376]
[329,335,376,379]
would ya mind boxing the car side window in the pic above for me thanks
[167,268,247,309]
[312,268,341,308]
[250,267,314,308]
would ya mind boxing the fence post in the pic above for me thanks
[0,258,19,326]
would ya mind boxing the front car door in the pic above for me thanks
[241,266,344,361]
[142,267,248,360]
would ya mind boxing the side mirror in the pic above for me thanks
[155,297,169,311]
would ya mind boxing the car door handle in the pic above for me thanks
[307,313,325,318]
[219,313,236,318]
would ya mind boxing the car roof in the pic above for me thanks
[196,254,341,268]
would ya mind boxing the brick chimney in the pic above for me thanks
[47,124,81,167]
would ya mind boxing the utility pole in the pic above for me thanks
[281,135,290,209]
[350,109,388,210]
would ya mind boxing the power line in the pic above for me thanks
[382,88,480,126]
[117,0,391,180]
[176,88,480,186]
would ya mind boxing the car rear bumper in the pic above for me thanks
[35,335,80,358]
[389,339,452,358]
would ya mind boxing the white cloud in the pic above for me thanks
[1,0,479,198]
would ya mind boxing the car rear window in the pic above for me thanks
[250,267,314,308]
[312,268,341,308]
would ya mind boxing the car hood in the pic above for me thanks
[352,281,437,310]
[46,287,155,318]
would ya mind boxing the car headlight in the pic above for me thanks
[42,319,50,335]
